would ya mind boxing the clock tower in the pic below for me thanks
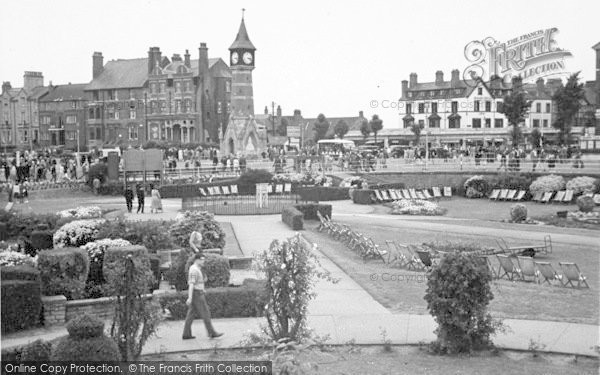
[229,14,256,116]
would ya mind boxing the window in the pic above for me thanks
[160,82,165,93]
[93,91,99,101]
[66,115,77,124]
[474,101,480,112]
[472,118,482,128]
[431,102,437,114]
[107,90,114,100]
[477,87,483,95]
[546,103,551,113]
[449,118,460,128]
[41,116,51,125]
[536,103,541,113]
[217,102,222,114]
[89,108,95,119]
[96,127,102,140]
[543,119,548,127]
[533,119,540,127]
[485,101,491,112]
[429,118,440,128]
[451,101,458,114]
[185,99,192,113]
[406,103,412,114]
[430,91,435,97]
[496,101,504,112]
[225,81,231,93]
[176,82,181,92]
[129,107,136,119]
[408,92,413,98]
[185,81,191,92]
[485,118,491,128]
[151,83,157,94]
[129,125,138,140]
[418,120,424,128]
[160,101,166,113]
[67,131,76,141]
[107,106,115,119]
[167,79,173,88]
[494,119,503,128]
[114,110,119,120]
[418,103,424,114]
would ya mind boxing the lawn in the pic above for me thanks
[148,345,599,375]
[303,216,599,325]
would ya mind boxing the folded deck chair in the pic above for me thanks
[416,191,426,200]
[532,191,543,202]
[498,189,509,200]
[221,185,231,195]
[381,190,392,202]
[506,190,517,200]
[408,188,418,199]
[489,189,500,200]
[514,190,526,201]
[422,189,433,200]
[558,262,589,288]
[230,185,239,195]
[199,187,207,197]
[562,189,573,203]
[385,240,407,267]
[516,256,537,282]
[284,183,292,194]
[534,261,563,286]
[443,186,452,198]
[389,190,400,200]
[373,190,384,202]
[401,189,411,199]
[540,192,553,204]
[496,254,522,281]
[553,191,565,203]
[432,187,442,199]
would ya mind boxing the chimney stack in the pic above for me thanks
[23,71,44,91]
[359,110,364,118]
[148,47,161,74]
[171,54,182,62]
[511,75,523,91]
[435,71,444,85]
[401,80,408,99]
[293,109,302,117]
[184,49,191,68]
[536,78,545,95]
[1,82,11,94]
[276,105,282,117]
[264,106,269,115]
[409,73,418,89]
[198,43,210,87]
[451,69,460,88]
[92,52,104,79]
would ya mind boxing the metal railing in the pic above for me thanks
[182,193,300,215]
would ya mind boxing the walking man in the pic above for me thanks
[136,183,145,214]
[124,185,134,213]
[182,253,223,340]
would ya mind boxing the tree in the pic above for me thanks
[369,114,383,142]
[410,122,422,145]
[359,119,371,139]
[312,113,330,142]
[552,72,586,145]
[333,120,349,139]
[529,127,542,149]
[499,85,531,147]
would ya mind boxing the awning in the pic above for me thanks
[428,113,441,120]
[448,113,461,120]
[402,114,414,121]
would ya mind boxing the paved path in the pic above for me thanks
[2,209,598,357]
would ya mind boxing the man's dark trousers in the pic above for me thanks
[182,290,217,337]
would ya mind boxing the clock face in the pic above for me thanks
[231,52,239,64]
[243,52,253,64]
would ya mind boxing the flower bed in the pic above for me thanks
[272,171,332,187]
[529,174,566,195]
[567,211,600,224]
[57,206,103,219]
[391,199,447,216]
[53,219,105,248]
[0,250,37,267]
[339,176,365,188]
[81,238,132,263]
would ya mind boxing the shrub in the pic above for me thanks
[38,248,89,300]
[464,175,490,198]
[424,253,498,354]
[1,280,42,333]
[87,163,107,186]
[29,230,54,252]
[51,314,121,361]
[576,196,595,213]
[352,189,376,204]
[169,211,225,250]
[282,206,304,230]
[486,173,532,192]
[529,174,566,195]
[566,176,598,195]
[0,250,37,267]
[297,186,350,202]
[66,314,105,339]
[1,264,40,282]
[293,203,332,221]
[98,181,125,196]
[21,339,52,361]
[53,219,105,248]
[203,254,231,288]
[167,250,193,291]
[510,204,528,222]
[122,221,174,251]
[237,169,274,194]
[0,211,67,241]
[102,245,154,295]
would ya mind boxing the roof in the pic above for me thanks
[229,18,256,50]
[592,42,600,50]
[28,86,50,100]
[41,83,87,102]
[208,58,231,78]
[583,81,598,106]
[86,58,148,90]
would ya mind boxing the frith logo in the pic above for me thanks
[463,28,572,86]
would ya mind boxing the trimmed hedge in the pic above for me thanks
[38,248,89,300]
[1,265,40,282]
[352,189,376,204]
[30,230,54,251]
[282,206,304,230]
[159,279,266,319]
[1,280,42,333]
[203,254,231,288]
[293,203,332,221]
[103,245,155,294]
[297,186,350,202]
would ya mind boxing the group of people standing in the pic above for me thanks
[124,183,162,214]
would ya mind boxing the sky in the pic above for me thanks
[1,0,598,128]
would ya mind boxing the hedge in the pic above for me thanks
[1,265,40,282]
[282,206,304,230]
[297,186,350,202]
[293,203,332,221]
[352,189,376,204]
[1,280,42,333]
[30,230,54,251]
[103,245,155,294]
[38,248,89,300]
[158,279,266,319]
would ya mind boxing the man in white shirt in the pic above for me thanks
[182,253,223,340]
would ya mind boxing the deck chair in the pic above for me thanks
[284,183,292,194]
[540,192,553,204]
[443,186,452,198]
[230,185,239,195]
[475,255,497,278]
[594,194,600,205]
[416,191,426,200]
[385,240,407,267]
[388,190,400,200]
[408,189,418,199]
[553,191,565,203]
[373,190,384,202]
[498,189,509,200]
[398,189,408,199]
[432,187,442,199]
[380,190,392,202]
[406,244,426,271]
[558,262,589,288]
[221,185,231,195]
[415,248,438,271]
[364,238,387,263]
[514,190,526,201]
[532,191,543,202]
[562,189,573,203]
[496,254,522,281]
[516,256,537,282]
[506,190,517,200]
[275,184,284,194]
[199,187,207,197]
[207,186,215,195]
[534,261,563,286]
[489,189,500,200]
[422,189,433,200]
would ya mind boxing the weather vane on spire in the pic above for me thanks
[242,8,245,19]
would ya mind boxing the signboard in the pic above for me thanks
[256,183,269,208]
[123,149,163,172]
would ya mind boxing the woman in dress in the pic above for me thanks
[150,184,162,213]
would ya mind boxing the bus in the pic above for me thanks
[316,139,356,154]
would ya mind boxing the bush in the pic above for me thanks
[169,211,226,250]
[566,176,598,195]
[424,253,498,354]
[102,245,154,295]
[486,173,532,192]
[529,174,566,195]
[464,175,490,198]
[38,248,89,300]
[282,206,304,230]
[66,314,105,339]
[87,163,107,186]
[53,219,105,248]
[297,186,350,202]
[576,196,595,213]
[237,169,274,194]
[0,211,68,241]
[0,250,37,268]
[21,339,52,361]
[167,250,193,291]
[510,204,528,222]
[1,280,42,333]
[1,265,40,282]
[97,181,124,196]
[203,254,231,288]
[293,203,332,221]
[81,238,132,288]
[29,230,54,252]
[352,189,376,204]
[51,314,120,361]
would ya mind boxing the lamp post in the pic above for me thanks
[301,121,310,149]
[424,102,430,169]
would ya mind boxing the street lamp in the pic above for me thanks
[424,102,430,169]
[301,122,310,149]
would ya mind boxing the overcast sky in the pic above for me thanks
[1,0,598,127]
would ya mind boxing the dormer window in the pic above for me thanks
[477,87,483,95]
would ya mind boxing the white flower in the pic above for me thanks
[0,250,37,267]
[53,219,106,248]
[57,206,102,219]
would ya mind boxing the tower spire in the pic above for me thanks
[229,13,256,50]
